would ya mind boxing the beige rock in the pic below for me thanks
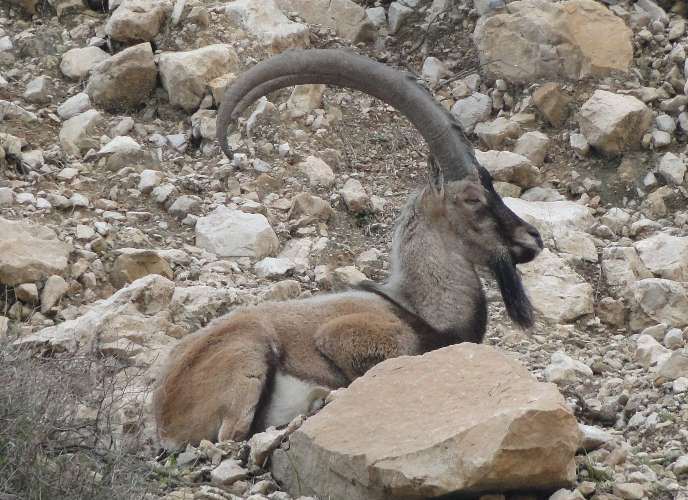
[475,117,522,149]
[340,179,371,214]
[287,84,326,118]
[0,316,8,338]
[513,131,550,166]
[106,0,170,43]
[520,248,594,323]
[111,249,174,288]
[533,83,572,128]
[476,150,541,189]
[59,109,103,156]
[474,0,632,83]
[656,350,688,381]
[0,217,72,286]
[60,46,111,81]
[276,0,376,42]
[601,246,652,288]
[578,90,652,156]
[225,0,310,54]
[86,43,157,111]
[634,233,688,282]
[195,206,279,258]
[628,278,688,332]
[298,156,335,187]
[40,275,69,313]
[272,343,580,499]
[289,192,334,224]
[158,44,239,112]
[15,283,39,304]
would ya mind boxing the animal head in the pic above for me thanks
[216,49,543,328]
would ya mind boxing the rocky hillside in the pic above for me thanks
[1,0,688,498]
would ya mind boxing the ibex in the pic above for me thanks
[153,49,543,449]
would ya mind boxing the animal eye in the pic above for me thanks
[464,197,481,205]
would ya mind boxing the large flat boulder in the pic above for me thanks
[634,232,688,282]
[272,343,580,499]
[275,0,375,43]
[474,0,632,84]
[0,217,72,285]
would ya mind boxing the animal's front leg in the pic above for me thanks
[314,313,419,382]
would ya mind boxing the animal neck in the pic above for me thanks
[383,192,487,345]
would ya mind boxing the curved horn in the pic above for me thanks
[216,49,480,181]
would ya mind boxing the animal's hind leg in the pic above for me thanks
[215,336,277,442]
[314,313,418,382]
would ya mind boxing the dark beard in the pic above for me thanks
[489,253,535,329]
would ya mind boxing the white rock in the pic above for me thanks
[635,334,671,368]
[0,188,15,206]
[225,0,309,53]
[578,90,652,156]
[475,150,540,188]
[520,249,593,323]
[299,156,335,187]
[628,278,688,332]
[513,130,549,166]
[286,84,325,118]
[544,351,593,384]
[570,132,589,158]
[450,92,492,134]
[195,206,279,258]
[40,275,69,313]
[388,1,413,33]
[664,328,685,349]
[59,109,103,156]
[421,56,449,84]
[98,135,141,155]
[340,178,371,214]
[139,169,162,193]
[657,152,686,185]
[254,257,295,278]
[634,232,688,282]
[578,424,614,451]
[673,377,688,393]
[60,46,111,80]
[210,459,248,486]
[57,93,92,120]
[656,349,688,381]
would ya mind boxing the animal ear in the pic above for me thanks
[427,156,444,196]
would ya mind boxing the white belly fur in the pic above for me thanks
[261,371,329,430]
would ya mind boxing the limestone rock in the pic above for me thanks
[272,343,580,499]
[210,459,248,486]
[40,275,69,313]
[634,233,688,282]
[601,246,652,288]
[23,76,51,104]
[111,249,174,288]
[298,156,335,187]
[57,93,92,121]
[474,0,633,83]
[59,109,102,156]
[86,43,157,111]
[0,218,72,285]
[533,83,572,127]
[106,0,170,43]
[636,334,671,368]
[628,278,688,332]
[513,131,550,166]
[276,0,375,42]
[195,206,279,258]
[286,84,325,118]
[544,351,593,384]
[520,248,594,323]
[504,198,594,244]
[657,152,686,185]
[578,90,652,156]
[656,350,688,381]
[60,46,111,81]
[225,0,309,53]
[158,45,239,112]
[288,193,334,224]
[475,150,540,189]
[475,117,521,149]
[450,93,491,134]
[254,257,295,279]
[340,179,371,214]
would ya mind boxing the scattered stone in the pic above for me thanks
[111,249,174,288]
[210,459,248,486]
[86,43,157,111]
[533,83,572,127]
[286,84,325,118]
[40,275,69,313]
[106,0,170,44]
[298,156,335,187]
[196,206,279,258]
[475,150,540,188]
[475,117,522,149]
[450,93,492,134]
[57,93,92,120]
[340,179,371,214]
[288,193,334,223]
[225,0,309,53]
[23,76,51,104]
[60,46,111,81]
[634,233,688,282]
[544,351,593,384]
[636,334,670,368]
[15,283,39,304]
[158,45,239,112]
[59,109,102,156]
[513,131,549,166]
[657,152,686,185]
[0,218,71,285]
[578,90,652,156]
[388,1,413,34]
[254,257,294,279]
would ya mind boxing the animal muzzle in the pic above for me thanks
[509,223,543,265]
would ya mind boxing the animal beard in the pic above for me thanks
[489,252,535,329]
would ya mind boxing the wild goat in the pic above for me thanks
[153,49,544,449]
